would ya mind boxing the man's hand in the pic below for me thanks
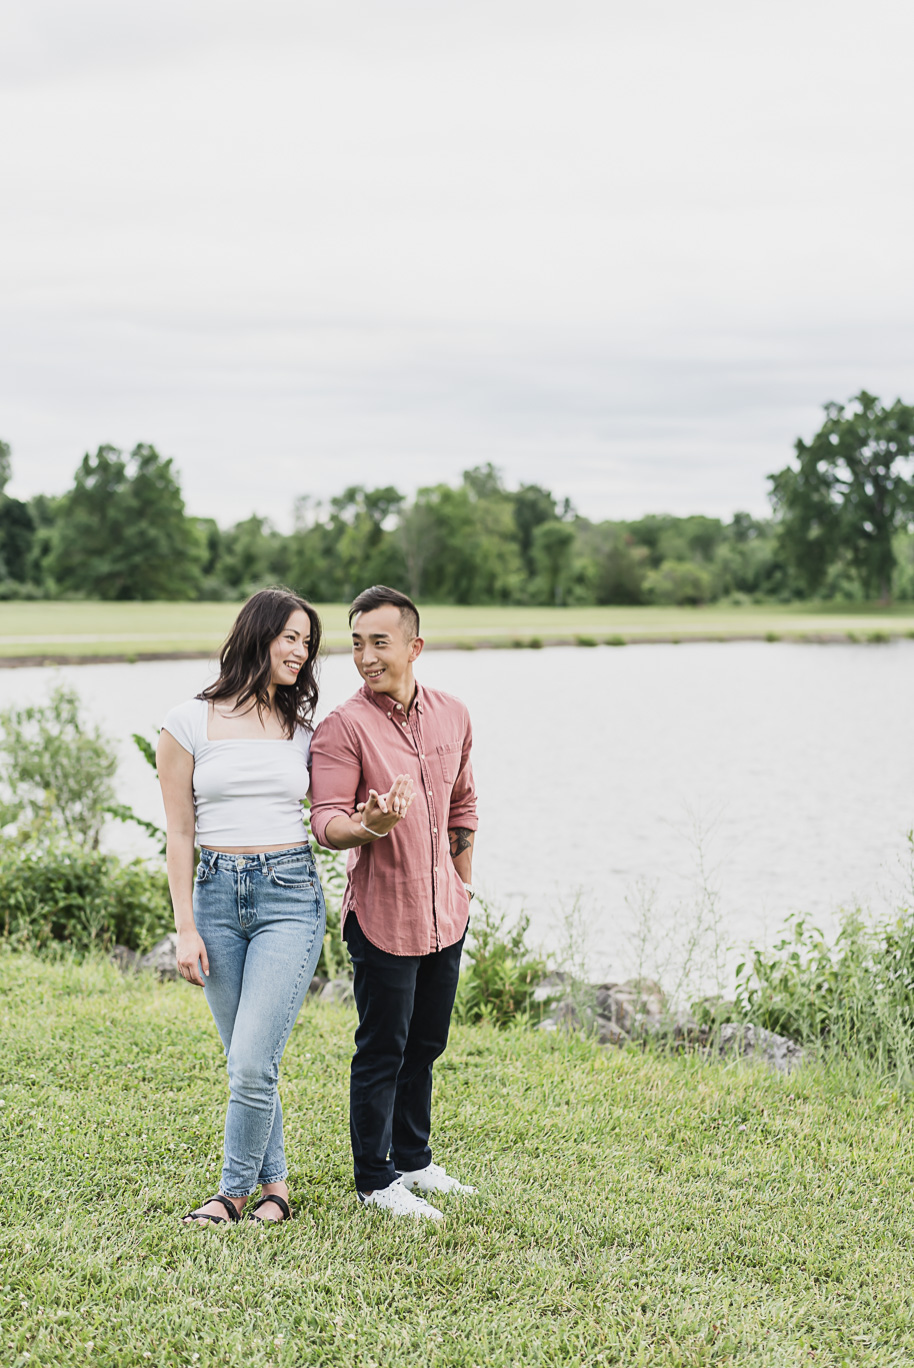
[176,929,210,987]
[359,774,415,837]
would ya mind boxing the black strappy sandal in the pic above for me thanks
[183,1195,241,1226]
[247,1193,292,1224]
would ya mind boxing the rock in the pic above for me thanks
[595,1014,628,1046]
[110,945,140,973]
[672,1010,706,1043]
[535,997,627,1046]
[718,1022,804,1074]
[139,934,180,980]
[318,977,355,1006]
[308,974,329,996]
[593,978,666,1036]
[531,972,573,1004]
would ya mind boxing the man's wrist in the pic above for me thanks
[360,819,388,840]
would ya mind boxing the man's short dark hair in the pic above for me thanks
[348,585,420,640]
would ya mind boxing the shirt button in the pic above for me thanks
[420,753,425,759]
[432,828,438,834]
[395,703,403,710]
[401,722,408,728]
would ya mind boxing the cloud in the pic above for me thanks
[2,0,914,525]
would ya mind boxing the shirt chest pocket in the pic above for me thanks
[436,742,461,786]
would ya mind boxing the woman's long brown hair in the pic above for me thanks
[199,586,322,735]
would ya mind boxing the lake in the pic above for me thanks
[1,642,912,989]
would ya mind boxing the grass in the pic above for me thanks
[4,601,914,661]
[3,956,914,1365]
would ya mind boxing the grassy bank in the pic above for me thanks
[2,600,914,662]
[2,955,914,1366]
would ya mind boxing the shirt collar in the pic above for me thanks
[360,680,424,716]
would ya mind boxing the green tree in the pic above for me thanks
[327,485,405,599]
[47,445,204,600]
[408,476,524,603]
[769,392,914,601]
[0,441,37,586]
[643,559,713,605]
[594,531,649,604]
[531,520,576,605]
[513,484,559,576]
[0,498,36,584]
[218,514,279,593]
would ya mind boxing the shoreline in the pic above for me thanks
[0,630,898,667]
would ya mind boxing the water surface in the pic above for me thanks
[2,642,911,982]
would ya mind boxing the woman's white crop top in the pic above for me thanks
[161,697,312,849]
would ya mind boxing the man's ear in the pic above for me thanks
[409,635,424,663]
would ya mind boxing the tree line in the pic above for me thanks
[2,392,913,605]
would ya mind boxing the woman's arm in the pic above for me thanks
[156,730,209,987]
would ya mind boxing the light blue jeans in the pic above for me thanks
[193,844,326,1198]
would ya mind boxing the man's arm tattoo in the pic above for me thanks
[448,827,473,857]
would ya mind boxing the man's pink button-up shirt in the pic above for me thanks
[309,681,478,956]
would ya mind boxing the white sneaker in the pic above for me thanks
[357,1177,444,1221]
[398,1162,477,1195]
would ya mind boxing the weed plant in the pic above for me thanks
[734,907,914,1086]
[453,901,546,1026]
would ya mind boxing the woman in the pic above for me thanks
[157,586,326,1227]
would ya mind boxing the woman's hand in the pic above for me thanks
[176,929,210,987]
[359,774,415,838]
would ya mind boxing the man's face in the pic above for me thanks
[351,604,419,698]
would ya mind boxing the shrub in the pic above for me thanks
[734,907,914,1080]
[302,806,349,980]
[643,560,713,606]
[575,634,598,647]
[0,841,172,952]
[454,902,546,1026]
[0,684,117,847]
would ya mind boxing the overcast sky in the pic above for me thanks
[3,0,913,529]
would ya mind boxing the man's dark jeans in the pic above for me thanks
[344,909,467,1192]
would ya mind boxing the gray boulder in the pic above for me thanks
[531,972,574,1004]
[110,945,140,973]
[718,1022,804,1074]
[319,977,355,1006]
[139,933,180,980]
[593,978,666,1036]
[535,996,628,1046]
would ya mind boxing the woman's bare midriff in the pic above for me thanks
[201,844,307,854]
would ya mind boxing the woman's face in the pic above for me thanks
[269,609,311,688]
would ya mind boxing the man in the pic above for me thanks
[309,585,478,1220]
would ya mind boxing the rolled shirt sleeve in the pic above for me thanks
[447,714,478,831]
[309,712,362,848]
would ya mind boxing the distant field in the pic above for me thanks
[1,600,914,662]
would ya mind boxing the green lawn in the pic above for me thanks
[1,600,914,660]
[2,953,913,1366]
